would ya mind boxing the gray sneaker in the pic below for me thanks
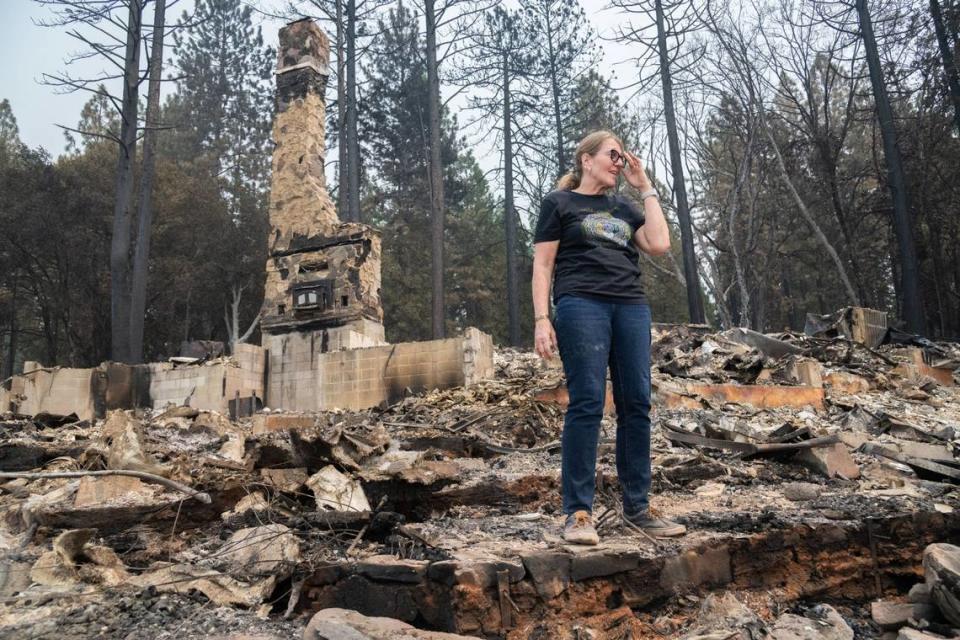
[563,510,600,545]
[624,509,687,537]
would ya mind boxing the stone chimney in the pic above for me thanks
[261,19,384,357]
[268,19,337,247]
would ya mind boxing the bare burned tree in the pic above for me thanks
[129,0,166,363]
[807,0,926,334]
[756,1,868,305]
[610,0,707,324]
[35,0,180,362]
[696,1,862,310]
[454,7,535,346]
[413,0,494,339]
[517,0,597,181]
[930,0,960,134]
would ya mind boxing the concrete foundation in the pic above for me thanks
[1,330,494,418]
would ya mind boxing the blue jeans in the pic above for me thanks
[554,294,652,517]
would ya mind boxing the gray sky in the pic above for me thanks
[0,0,645,158]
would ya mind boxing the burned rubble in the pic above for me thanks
[1,318,959,639]
[2,15,960,640]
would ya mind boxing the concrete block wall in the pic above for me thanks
[2,329,490,417]
[313,337,466,411]
[144,344,266,412]
[143,362,228,411]
[226,343,267,403]
[11,364,100,420]
[462,327,494,384]
[264,330,326,411]
[263,321,387,410]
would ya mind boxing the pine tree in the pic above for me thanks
[0,99,20,167]
[170,0,275,348]
[517,0,597,179]
[171,0,274,196]
[362,5,505,342]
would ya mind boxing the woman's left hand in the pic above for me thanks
[622,151,652,191]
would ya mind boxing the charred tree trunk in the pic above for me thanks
[110,0,144,363]
[346,0,361,222]
[3,275,17,380]
[425,0,445,339]
[503,50,520,346]
[856,0,926,334]
[931,0,960,135]
[545,22,565,177]
[129,0,166,364]
[654,0,705,324]
[336,0,349,216]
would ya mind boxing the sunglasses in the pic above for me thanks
[606,149,628,167]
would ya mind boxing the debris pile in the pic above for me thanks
[1,319,959,638]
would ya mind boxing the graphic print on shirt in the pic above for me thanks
[580,211,632,249]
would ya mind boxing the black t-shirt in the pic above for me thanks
[534,189,647,304]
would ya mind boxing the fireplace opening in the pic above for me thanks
[293,280,334,312]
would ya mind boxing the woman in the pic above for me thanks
[532,130,686,545]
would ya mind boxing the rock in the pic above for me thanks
[871,600,937,630]
[354,555,428,584]
[898,442,955,463]
[218,524,300,579]
[794,443,861,480]
[838,432,869,450]
[521,551,570,600]
[924,543,960,626]
[783,482,821,502]
[825,372,872,394]
[428,559,525,588]
[680,592,762,639]
[132,563,275,607]
[102,410,168,475]
[897,630,952,640]
[31,531,130,588]
[307,465,371,512]
[909,582,932,604]
[303,607,473,639]
[0,560,31,597]
[787,359,824,388]
[218,434,247,462]
[769,604,854,640]
[53,528,96,564]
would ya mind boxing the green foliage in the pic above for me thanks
[567,70,639,152]
[0,99,20,167]
[361,5,516,344]
[165,0,274,346]
[516,0,598,175]
[170,0,274,191]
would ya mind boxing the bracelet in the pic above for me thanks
[639,188,659,201]
[534,314,550,322]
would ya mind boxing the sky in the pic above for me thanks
[0,0,646,159]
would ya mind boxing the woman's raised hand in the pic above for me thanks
[622,151,652,192]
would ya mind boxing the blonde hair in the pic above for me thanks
[556,130,624,191]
